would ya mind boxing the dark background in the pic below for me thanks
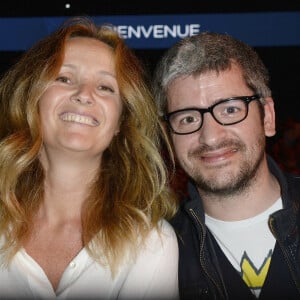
[0,0,299,175]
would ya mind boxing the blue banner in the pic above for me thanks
[0,12,299,50]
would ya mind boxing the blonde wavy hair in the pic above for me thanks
[0,17,178,274]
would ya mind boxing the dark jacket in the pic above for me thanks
[171,155,300,299]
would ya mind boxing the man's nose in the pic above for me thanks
[199,112,227,143]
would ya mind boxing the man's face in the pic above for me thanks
[166,64,276,196]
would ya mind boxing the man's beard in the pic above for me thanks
[187,137,266,197]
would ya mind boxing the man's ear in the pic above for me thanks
[263,96,276,137]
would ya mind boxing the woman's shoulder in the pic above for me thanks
[157,218,177,236]
[144,219,178,252]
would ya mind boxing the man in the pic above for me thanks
[153,32,300,299]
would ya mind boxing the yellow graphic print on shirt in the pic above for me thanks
[240,249,272,289]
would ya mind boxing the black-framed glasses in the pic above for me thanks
[164,94,261,135]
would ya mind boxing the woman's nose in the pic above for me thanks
[70,85,94,105]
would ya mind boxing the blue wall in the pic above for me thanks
[0,12,299,51]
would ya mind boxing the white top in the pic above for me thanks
[0,219,179,299]
[206,197,282,298]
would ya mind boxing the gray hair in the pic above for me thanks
[153,32,271,116]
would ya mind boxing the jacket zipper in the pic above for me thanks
[189,208,226,299]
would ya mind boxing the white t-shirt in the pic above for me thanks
[0,219,179,299]
[206,197,282,298]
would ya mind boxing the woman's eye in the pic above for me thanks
[55,76,71,84]
[98,85,114,93]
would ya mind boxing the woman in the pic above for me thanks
[0,17,179,299]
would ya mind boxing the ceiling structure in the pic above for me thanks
[0,1,299,17]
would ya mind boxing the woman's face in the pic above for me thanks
[39,37,122,160]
